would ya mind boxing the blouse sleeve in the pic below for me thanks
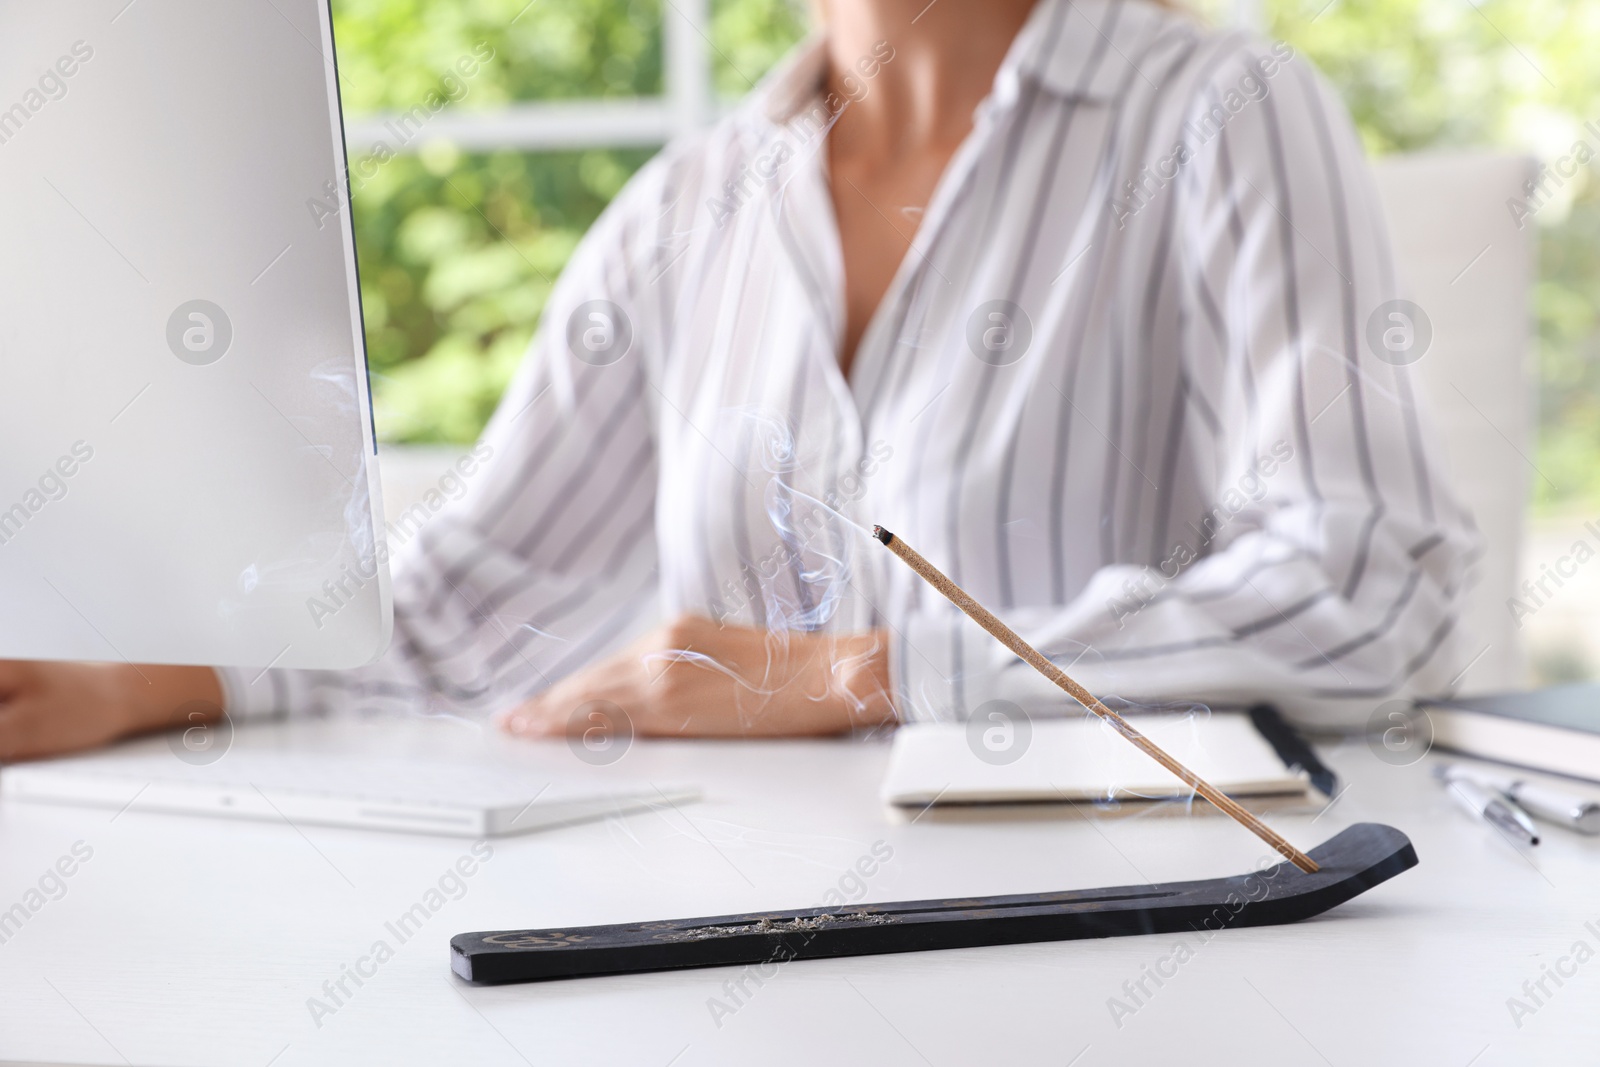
[214,151,690,721]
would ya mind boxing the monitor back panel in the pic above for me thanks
[0,0,390,668]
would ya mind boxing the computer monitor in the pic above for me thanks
[0,0,390,668]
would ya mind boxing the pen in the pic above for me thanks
[1434,766,1539,846]
[1248,704,1338,797]
[1438,764,1600,835]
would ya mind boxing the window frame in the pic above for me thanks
[343,0,712,152]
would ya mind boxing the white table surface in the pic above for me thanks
[0,715,1595,1067]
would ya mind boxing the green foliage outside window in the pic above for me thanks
[330,0,805,442]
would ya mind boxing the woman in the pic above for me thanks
[0,0,1475,758]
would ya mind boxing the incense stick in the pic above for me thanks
[872,525,1319,875]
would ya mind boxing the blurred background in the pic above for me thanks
[329,0,1600,686]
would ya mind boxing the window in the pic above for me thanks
[331,0,806,443]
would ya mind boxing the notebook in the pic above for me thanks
[881,712,1312,806]
[1423,684,1600,783]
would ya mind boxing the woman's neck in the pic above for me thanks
[819,0,1039,155]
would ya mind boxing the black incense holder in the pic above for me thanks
[451,822,1416,984]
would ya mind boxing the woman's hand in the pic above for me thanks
[0,662,223,762]
[497,616,895,739]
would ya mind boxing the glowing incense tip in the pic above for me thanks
[871,526,894,545]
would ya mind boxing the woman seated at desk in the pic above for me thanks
[0,0,1476,757]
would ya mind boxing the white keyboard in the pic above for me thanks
[2,743,698,838]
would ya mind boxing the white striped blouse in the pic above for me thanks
[220,0,1479,729]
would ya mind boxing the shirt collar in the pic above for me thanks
[1010,0,1180,103]
[750,0,1179,127]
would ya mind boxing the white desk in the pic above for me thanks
[0,716,1595,1066]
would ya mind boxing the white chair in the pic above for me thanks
[1370,151,1537,693]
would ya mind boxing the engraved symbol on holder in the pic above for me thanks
[483,931,593,949]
